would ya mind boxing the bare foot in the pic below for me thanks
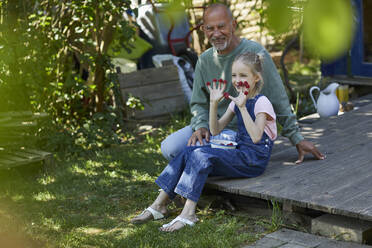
[159,215,198,232]
[130,204,168,224]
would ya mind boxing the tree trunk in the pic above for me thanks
[94,54,105,113]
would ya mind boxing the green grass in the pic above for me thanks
[0,112,276,248]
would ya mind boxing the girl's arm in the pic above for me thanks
[238,107,267,143]
[208,81,235,136]
[230,88,267,143]
[210,102,234,136]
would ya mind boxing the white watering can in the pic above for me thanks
[309,82,340,118]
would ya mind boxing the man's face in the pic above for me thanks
[202,7,236,53]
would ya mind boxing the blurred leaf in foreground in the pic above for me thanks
[303,0,355,60]
[266,0,293,34]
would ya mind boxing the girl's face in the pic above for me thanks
[231,60,259,94]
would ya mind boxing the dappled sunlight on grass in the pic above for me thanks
[70,164,99,176]
[33,191,56,202]
[129,169,156,182]
[11,194,25,202]
[77,227,105,235]
[42,217,61,231]
[37,176,55,185]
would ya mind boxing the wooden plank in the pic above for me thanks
[133,96,187,118]
[325,75,372,86]
[271,103,372,159]
[0,155,32,168]
[0,110,52,169]
[118,65,179,89]
[274,156,372,213]
[0,120,36,128]
[0,154,27,163]
[0,111,33,118]
[333,190,372,221]
[0,158,18,166]
[22,149,52,158]
[207,111,372,199]
[118,65,187,119]
[0,117,11,123]
[10,150,41,160]
[120,80,184,102]
[243,119,372,199]
[206,102,372,221]
[358,195,372,221]
[0,149,52,169]
[309,178,372,220]
[0,155,45,169]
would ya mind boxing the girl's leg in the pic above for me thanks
[155,146,198,199]
[159,199,198,232]
[132,147,198,224]
[130,190,170,223]
[161,125,237,161]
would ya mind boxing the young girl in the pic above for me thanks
[130,52,277,232]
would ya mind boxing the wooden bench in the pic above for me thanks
[118,65,188,119]
[0,111,53,170]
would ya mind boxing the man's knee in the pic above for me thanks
[160,126,193,161]
[161,139,177,161]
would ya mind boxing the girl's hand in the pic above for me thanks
[207,79,227,104]
[229,83,250,108]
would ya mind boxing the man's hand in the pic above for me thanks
[295,140,325,164]
[187,127,210,146]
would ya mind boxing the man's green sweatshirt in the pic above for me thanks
[190,38,303,145]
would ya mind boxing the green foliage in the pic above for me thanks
[265,0,355,60]
[287,58,321,118]
[269,200,283,231]
[303,0,355,61]
[0,0,138,154]
[0,1,45,112]
[266,0,293,34]
[37,109,125,156]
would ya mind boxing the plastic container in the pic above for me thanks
[210,139,238,150]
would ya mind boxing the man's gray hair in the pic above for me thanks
[202,3,233,22]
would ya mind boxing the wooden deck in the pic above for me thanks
[206,94,372,222]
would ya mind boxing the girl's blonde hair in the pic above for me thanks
[233,51,265,95]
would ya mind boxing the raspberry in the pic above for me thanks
[213,78,217,82]
[227,143,233,146]
[206,82,211,86]
[219,79,223,83]
[244,81,250,88]
[238,81,243,87]
[223,92,230,99]
[244,91,249,95]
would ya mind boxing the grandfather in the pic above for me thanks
[161,3,324,164]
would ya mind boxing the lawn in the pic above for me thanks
[0,112,278,248]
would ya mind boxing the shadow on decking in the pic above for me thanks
[206,94,372,222]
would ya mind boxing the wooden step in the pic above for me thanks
[0,149,53,169]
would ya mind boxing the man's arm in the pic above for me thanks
[259,49,303,145]
[259,48,325,163]
[190,59,210,132]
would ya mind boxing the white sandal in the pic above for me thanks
[131,207,166,224]
[161,216,197,229]
[144,207,165,220]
